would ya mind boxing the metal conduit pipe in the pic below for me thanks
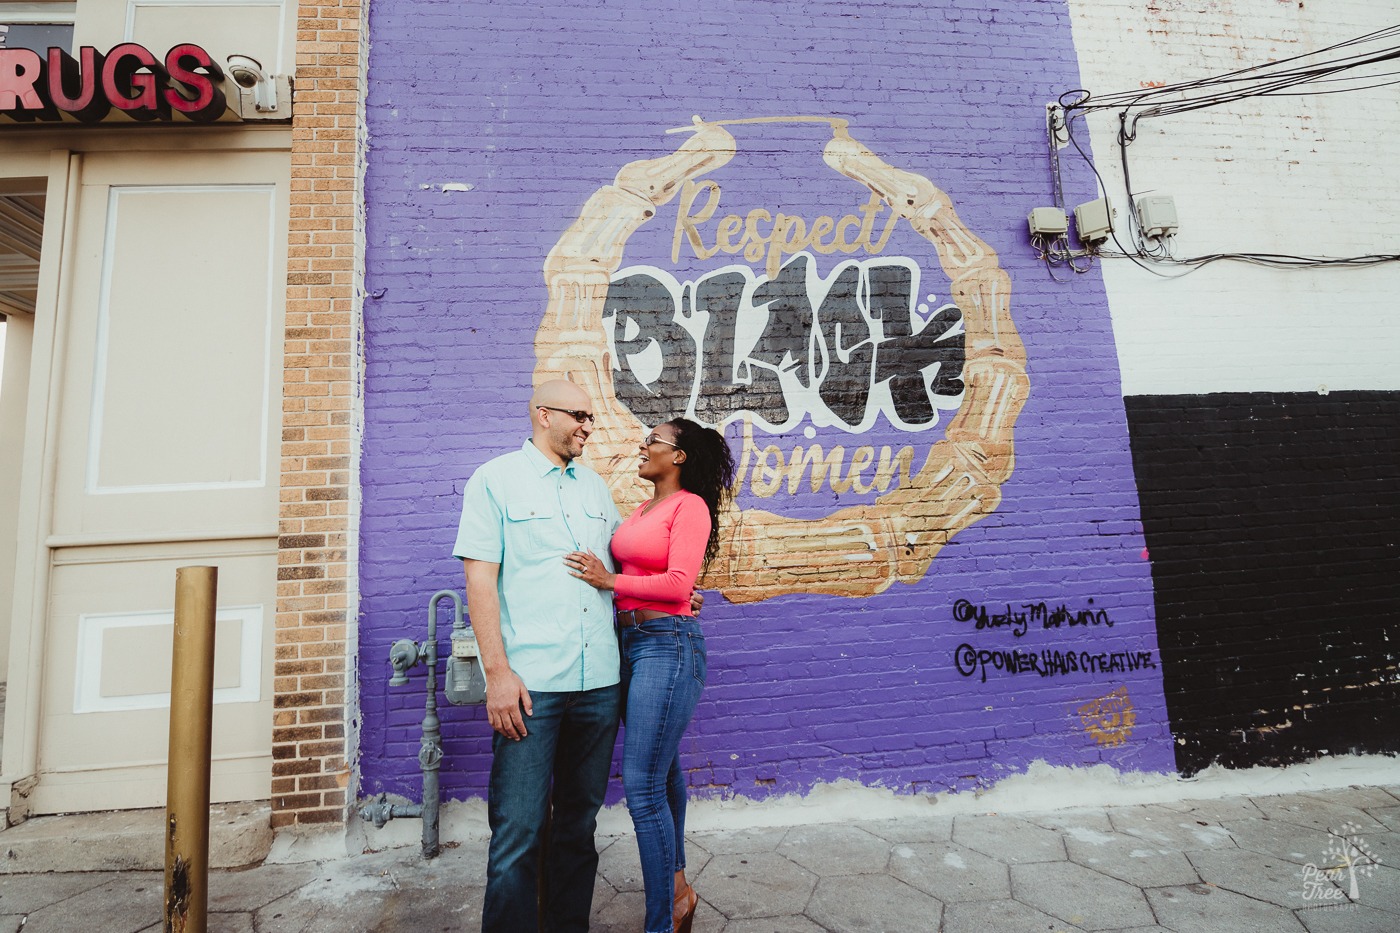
[359,589,486,858]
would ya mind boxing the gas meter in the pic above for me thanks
[445,626,487,705]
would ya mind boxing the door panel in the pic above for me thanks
[33,548,275,813]
[51,153,285,541]
[32,149,286,814]
[89,187,273,494]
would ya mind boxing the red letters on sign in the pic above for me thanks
[102,43,164,117]
[0,49,45,111]
[0,42,229,124]
[164,44,226,122]
[48,47,108,121]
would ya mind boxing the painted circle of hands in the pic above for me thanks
[534,116,1028,604]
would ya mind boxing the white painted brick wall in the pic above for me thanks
[1065,1,1400,395]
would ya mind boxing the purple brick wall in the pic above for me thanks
[359,0,1177,804]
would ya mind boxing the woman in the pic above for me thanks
[565,417,735,933]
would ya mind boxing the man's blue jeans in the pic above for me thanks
[620,615,707,933]
[482,683,621,933]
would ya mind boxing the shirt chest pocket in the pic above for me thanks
[578,502,612,551]
[506,501,556,551]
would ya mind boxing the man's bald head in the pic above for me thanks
[530,379,590,414]
[529,378,595,465]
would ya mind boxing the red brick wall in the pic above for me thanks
[273,0,366,828]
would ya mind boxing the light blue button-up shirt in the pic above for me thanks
[453,439,622,692]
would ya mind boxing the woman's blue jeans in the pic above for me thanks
[620,615,707,933]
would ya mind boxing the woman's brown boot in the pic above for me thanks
[673,870,697,933]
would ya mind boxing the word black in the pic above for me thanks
[605,254,964,431]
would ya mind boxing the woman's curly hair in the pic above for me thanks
[666,417,736,570]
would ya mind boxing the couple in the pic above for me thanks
[454,379,735,933]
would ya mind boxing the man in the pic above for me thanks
[454,378,623,933]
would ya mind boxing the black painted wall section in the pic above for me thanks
[1125,391,1400,776]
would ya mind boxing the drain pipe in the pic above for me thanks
[360,588,485,858]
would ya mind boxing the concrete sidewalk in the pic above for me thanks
[3,784,1399,932]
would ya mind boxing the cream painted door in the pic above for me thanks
[30,150,287,814]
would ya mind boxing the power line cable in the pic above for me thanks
[1049,23,1400,274]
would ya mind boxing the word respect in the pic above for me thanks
[672,179,904,279]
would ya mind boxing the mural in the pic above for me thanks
[533,116,1027,602]
[360,0,1177,805]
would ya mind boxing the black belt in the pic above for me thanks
[616,608,673,627]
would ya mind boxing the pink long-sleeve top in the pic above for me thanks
[611,490,711,616]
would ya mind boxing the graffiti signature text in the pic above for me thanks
[954,645,1157,683]
[953,598,1115,638]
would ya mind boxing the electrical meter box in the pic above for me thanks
[1074,197,1114,244]
[1136,195,1179,238]
[1028,207,1068,237]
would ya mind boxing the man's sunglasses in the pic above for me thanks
[539,406,596,424]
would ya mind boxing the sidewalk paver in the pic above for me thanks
[1106,804,1235,851]
[1146,883,1308,933]
[804,873,943,932]
[953,814,1066,864]
[694,850,817,919]
[207,862,321,912]
[1224,816,1339,863]
[720,918,826,933]
[778,825,893,876]
[857,815,953,845]
[1063,831,1200,888]
[1154,795,1264,823]
[1251,794,1387,834]
[1367,805,1400,830]
[943,898,1086,933]
[1188,847,1338,908]
[888,840,1011,902]
[1297,903,1399,933]
[0,871,120,914]
[693,826,789,855]
[21,873,161,933]
[1010,861,1155,930]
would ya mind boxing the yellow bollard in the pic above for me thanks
[164,565,217,933]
